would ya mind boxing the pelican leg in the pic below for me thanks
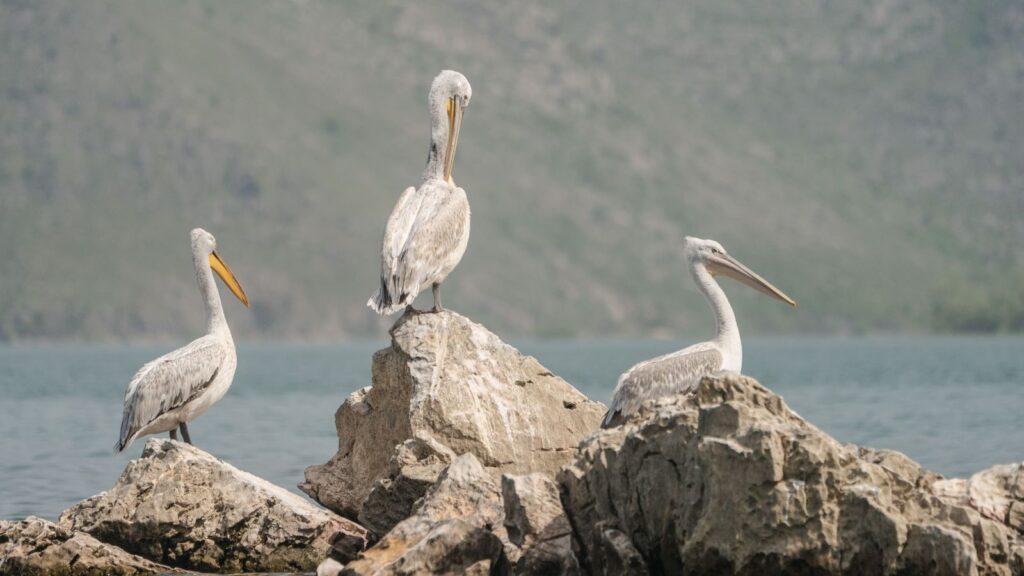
[432,283,444,312]
[179,422,192,445]
[169,429,178,441]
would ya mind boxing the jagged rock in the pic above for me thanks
[59,439,369,573]
[935,463,1024,532]
[502,474,563,549]
[501,473,580,574]
[341,454,506,575]
[301,310,605,525]
[358,439,449,536]
[558,373,1024,576]
[0,516,172,575]
[515,513,581,576]
[589,523,647,576]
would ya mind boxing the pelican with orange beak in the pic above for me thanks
[369,70,472,314]
[115,228,250,452]
[603,236,795,428]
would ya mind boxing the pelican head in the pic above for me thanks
[191,228,249,307]
[429,70,472,184]
[684,236,795,306]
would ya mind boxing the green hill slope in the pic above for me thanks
[0,0,1021,341]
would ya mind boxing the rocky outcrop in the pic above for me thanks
[340,454,506,575]
[301,310,605,531]
[0,516,172,575]
[59,439,369,573]
[558,373,1024,575]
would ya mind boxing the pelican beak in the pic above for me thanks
[209,251,250,307]
[443,96,463,185]
[707,252,796,307]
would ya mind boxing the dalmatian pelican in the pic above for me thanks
[115,228,249,452]
[603,236,795,428]
[368,70,472,314]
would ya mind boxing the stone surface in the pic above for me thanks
[358,439,448,536]
[318,557,345,576]
[935,463,1024,532]
[501,473,580,574]
[59,439,369,573]
[501,474,563,549]
[558,373,1024,576]
[341,454,506,575]
[301,310,605,525]
[0,516,172,575]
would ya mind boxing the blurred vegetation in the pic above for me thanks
[0,0,1021,341]
[931,270,1024,333]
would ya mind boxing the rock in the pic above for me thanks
[501,474,563,549]
[0,516,172,575]
[341,454,506,575]
[935,463,1024,532]
[501,473,581,574]
[301,310,605,526]
[515,513,581,576]
[558,373,1024,575]
[59,439,369,573]
[318,557,345,576]
[358,439,449,536]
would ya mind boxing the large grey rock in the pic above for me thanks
[0,516,172,575]
[301,310,605,527]
[558,373,1024,576]
[59,439,369,573]
[341,454,506,575]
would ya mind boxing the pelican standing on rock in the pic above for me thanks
[368,70,472,314]
[115,228,250,453]
[602,236,795,428]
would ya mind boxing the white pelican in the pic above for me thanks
[114,228,250,453]
[602,236,795,428]
[368,70,472,315]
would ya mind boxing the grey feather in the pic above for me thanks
[369,180,470,314]
[115,336,226,452]
[602,345,723,428]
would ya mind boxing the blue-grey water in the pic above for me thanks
[1,337,1022,521]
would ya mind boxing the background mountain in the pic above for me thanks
[1,0,1021,342]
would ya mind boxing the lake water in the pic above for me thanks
[1,337,1022,521]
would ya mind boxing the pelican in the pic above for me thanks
[114,228,250,453]
[602,236,795,428]
[368,70,472,315]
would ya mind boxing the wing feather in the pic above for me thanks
[369,181,469,314]
[116,336,226,451]
[603,344,723,428]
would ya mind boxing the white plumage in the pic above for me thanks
[369,70,473,315]
[115,228,249,452]
[603,237,794,428]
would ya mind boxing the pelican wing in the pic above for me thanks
[116,335,226,451]
[602,344,723,428]
[369,186,420,313]
[381,186,419,279]
[370,182,468,313]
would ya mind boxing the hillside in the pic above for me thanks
[1,0,1021,341]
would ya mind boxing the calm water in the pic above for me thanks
[1,337,1022,521]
